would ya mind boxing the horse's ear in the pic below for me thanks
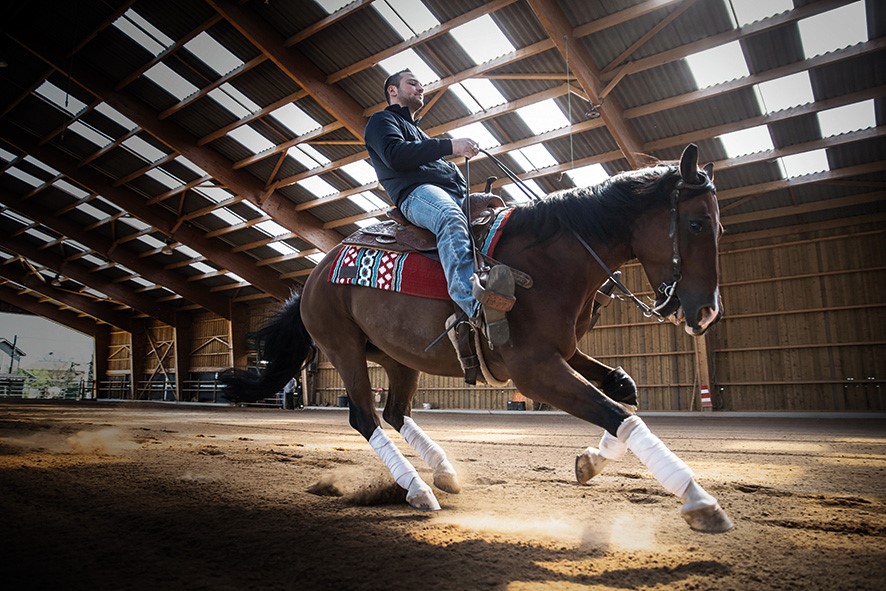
[679,144,700,181]
[703,162,714,181]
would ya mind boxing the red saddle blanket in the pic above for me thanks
[328,209,512,300]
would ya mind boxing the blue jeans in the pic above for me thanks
[399,184,478,317]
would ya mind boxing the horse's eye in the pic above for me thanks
[688,220,704,234]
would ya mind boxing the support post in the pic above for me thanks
[129,321,148,400]
[694,333,713,411]
[174,311,194,402]
[92,325,112,400]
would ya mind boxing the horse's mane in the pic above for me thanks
[505,165,680,245]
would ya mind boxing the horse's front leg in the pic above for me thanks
[510,355,733,533]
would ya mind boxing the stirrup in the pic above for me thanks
[472,265,515,347]
[446,313,479,385]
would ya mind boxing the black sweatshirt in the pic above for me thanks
[364,104,467,207]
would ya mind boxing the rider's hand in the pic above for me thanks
[451,138,480,159]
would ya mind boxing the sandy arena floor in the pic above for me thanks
[1,401,884,590]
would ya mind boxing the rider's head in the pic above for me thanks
[384,70,424,113]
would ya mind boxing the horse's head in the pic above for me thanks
[632,144,722,336]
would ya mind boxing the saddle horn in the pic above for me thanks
[484,176,497,194]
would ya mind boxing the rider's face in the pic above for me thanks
[390,72,424,112]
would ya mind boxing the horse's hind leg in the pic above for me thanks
[322,342,441,511]
[568,350,637,484]
[378,357,461,494]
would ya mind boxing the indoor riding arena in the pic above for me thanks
[0,1,883,590]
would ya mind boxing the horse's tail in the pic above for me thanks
[219,292,315,403]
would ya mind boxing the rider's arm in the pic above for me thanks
[364,111,452,172]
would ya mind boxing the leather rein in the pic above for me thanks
[475,149,715,322]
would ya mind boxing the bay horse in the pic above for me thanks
[222,144,733,533]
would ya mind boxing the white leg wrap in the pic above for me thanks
[618,415,694,498]
[400,417,452,473]
[368,427,440,510]
[598,430,628,461]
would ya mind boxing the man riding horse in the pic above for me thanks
[364,69,514,346]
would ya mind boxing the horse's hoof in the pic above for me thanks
[433,470,462,494]
[681,501,734,533]
[575,447,608,485]
[406,480,441,511]
[680,480,734,533]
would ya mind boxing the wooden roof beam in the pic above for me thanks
[0,283,99,335]
[526,0,644,168]
[207,0,368,140]
[11,34,344,253]
[0,219,177,325]
[0,120,291,302]
[0,262,135,330]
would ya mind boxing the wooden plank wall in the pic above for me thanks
[311,222,884,412]
[189,311,231,372]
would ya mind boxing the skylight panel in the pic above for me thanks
[685,41,749,88]
[460,79,506,110]
[516,99,570,135]
[449,122,499,149]
[719,125,774,157]
[211,208,245,226]
[145,168,184,189]
[138,235,165,249]
[1,209,34,225]
[35,81,86,115]
[780,149,829,178]
[756,72,815,113]
[144,63,199,101]
[185,32,244,76]
[373,0,440,39]
[130,276,156,288]
[68,121,113,148]
[510,145,558,172]
[0,147,16,162]
[190,261,217,274]
[566,164,610,188]
[450,15,515,65]
[194,186,234,203]
[77,202,110,220]
[6,167,43,187]
[378,49,439,84]
[83,287,109,299]
[82,254,108,266]
[113,9,173,56]
[95,102,137,130]
[257,220,288,237]
[270,103,321,135]
[502,179,544,203]
[25,228,55,242]
[297,176,338,198]
[226,271,246,282]
[349,191,387,212]
[24,156,58,176]
[341,161,378,185]
[177,245,201,259]
[53,179,90,199]
[175,156,207,177]
[798,1,867,58]
[728,0,793,26]
[209,86,257,119]
[287,146,324,170]
[818,100,875,137]
[121,216,150,231]
[316,0,352,13]
[299,144,331,166]
[227,125,275,154]
[124,136,167,162]
[307,252,326,264]
[269,241,299,256]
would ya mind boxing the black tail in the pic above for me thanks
[219,293,315,403]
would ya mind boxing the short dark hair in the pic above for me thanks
[383,69,412,104]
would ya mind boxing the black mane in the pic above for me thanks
[505,165,680,245]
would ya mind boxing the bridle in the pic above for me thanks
[472,150,716,321]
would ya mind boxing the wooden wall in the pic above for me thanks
[313,222,884,412]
